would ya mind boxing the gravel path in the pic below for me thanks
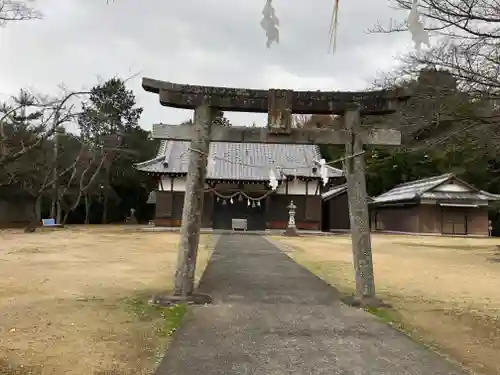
[155,234,470,375]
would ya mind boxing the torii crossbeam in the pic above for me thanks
[142,78,409,115]
[144,78,408,145]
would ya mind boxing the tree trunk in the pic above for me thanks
[0,120,5,157]
[56,203,62,224]
[61,206,72,225]
[102,190,108,224]
[24,196,41,233]
[84,194,91,224]
[101,163,111,224]
[50,123,59,222]
[62,195,79,225]
[49,201,56,220]
[35,195,41,222]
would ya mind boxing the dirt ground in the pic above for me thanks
[0,225,215,375]
[274,234,500,375]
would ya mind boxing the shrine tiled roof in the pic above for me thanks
[135,140,344,181]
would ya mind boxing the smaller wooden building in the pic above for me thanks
[321,184,350,232]
[321,184,375,232]
[370,173,500,236]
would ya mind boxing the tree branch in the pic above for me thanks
[0,90,91,167]
[0,0,41,24]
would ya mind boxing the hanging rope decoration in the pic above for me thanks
[260,0,429,52]
[206,186,274,207]
[328,0,340,54]
[261,0,280,48]
[268,169,279,190]
[207,188,273,202]
[407,0,430,52]
[319,159,329,186]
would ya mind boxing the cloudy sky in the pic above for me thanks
[0,0,413,130]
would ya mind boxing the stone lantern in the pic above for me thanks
[128,208,138,224]
[283,200,299,236]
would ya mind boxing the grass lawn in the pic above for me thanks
[273,234,500,375]
[0,225,215,375]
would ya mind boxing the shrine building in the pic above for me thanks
[370,173,500,236]
[135,132,347,231]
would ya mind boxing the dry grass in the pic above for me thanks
[0,225,215,375]
[273,234,500,375]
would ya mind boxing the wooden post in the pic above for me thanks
[344,103,377,306]
[173,103,214,297]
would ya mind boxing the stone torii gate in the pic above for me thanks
[144,78,409,306]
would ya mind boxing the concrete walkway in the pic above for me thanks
[156,234,470,375]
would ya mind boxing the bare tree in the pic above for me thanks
[0,88,99,230]
[60,145,107,225]
[293,114,342,129]
[0,0,41,24]
[3,140,87,231]
[49,132,95,224]
[372,0,500,95]
[369,68,500,171]
[0,89,92,168]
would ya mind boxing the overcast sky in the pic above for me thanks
[0,0,413,130]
